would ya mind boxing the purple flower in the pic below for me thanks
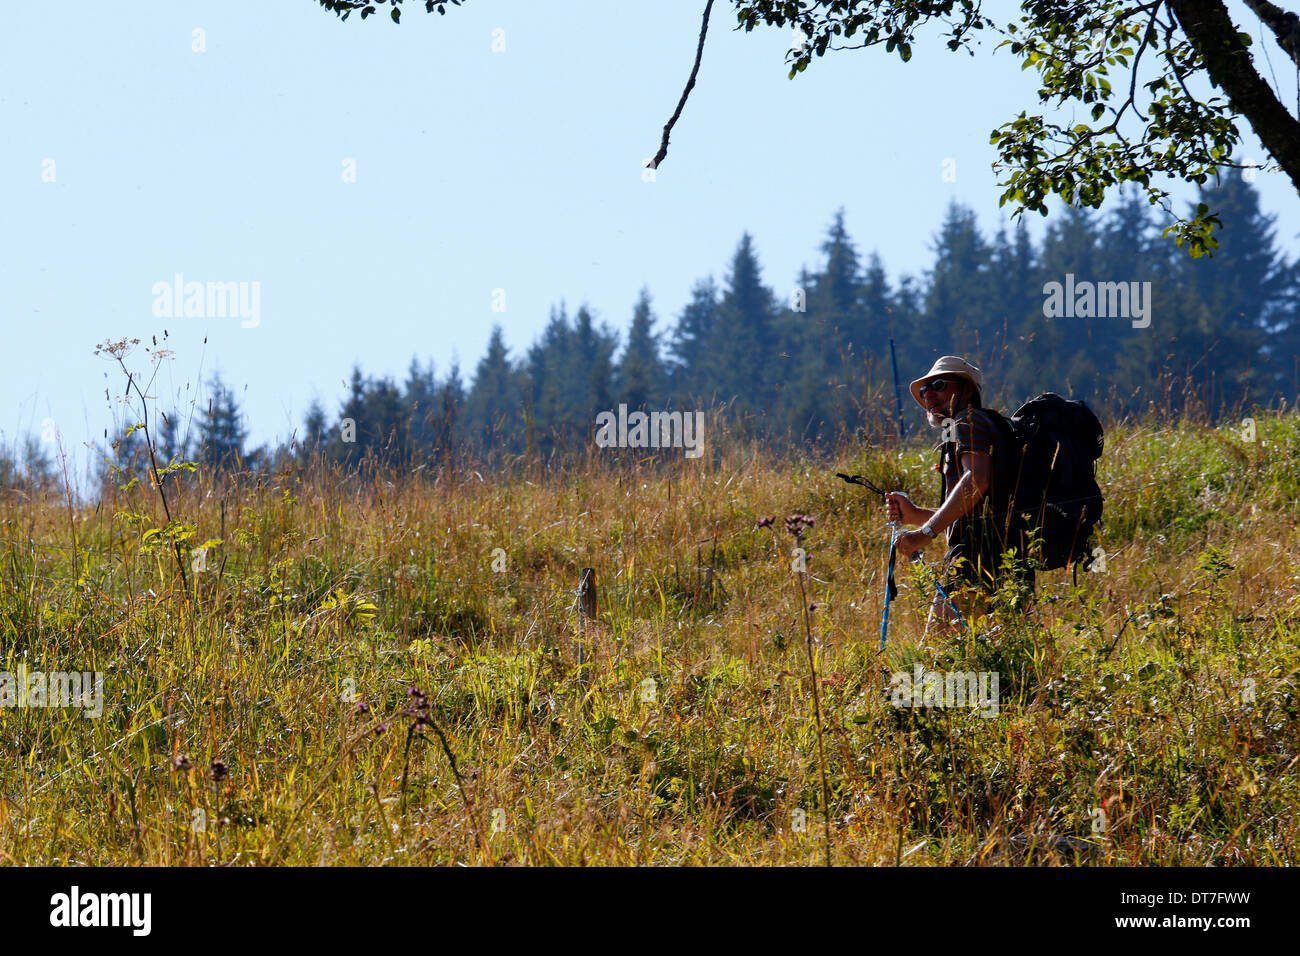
[784,514,816,537]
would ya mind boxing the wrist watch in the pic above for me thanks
[920,521,937,538]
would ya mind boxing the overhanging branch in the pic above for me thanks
[1168,0,1300,185]
[649,0,715,171]
[1242,0,1300,68]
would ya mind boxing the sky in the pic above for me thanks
[2,0,1298,479]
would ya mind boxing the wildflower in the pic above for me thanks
[209,759,228,783]
[784,513,816,538]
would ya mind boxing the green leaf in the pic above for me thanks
[391,6,401,22]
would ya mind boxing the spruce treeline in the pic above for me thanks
[98,175,1300,478]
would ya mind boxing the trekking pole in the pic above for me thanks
[837,471,973,641]
[880,521,901,650]
[889,337,906,443]
[836,472,886,500]
[834,471,905,649]
[909,551,970,634]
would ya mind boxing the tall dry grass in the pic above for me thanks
[0,408,1297,865]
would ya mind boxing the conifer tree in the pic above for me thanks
[465,326,524,457]
[197,374,247,473]
[1173,175,1284,413]
[618,288,666,410]
[709,233,779,428]
[670,278,719,401]
[924,202,993,361]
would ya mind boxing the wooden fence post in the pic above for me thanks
[577,567,597,684]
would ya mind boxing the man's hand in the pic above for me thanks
[895,529,931,561]
[884,492,920,525]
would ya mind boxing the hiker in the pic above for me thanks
[883,356,1027,634]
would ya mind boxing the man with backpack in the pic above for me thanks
[884,355,1105,635]
[885,356,1015,633]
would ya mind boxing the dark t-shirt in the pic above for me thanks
[936,406,1034,592]
[939,406,1000,546]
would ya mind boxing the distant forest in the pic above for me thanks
[43,174,1299,485]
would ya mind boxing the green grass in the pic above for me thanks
[1,413,1297,865]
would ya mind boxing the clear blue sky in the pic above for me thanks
[3,0,1297,477]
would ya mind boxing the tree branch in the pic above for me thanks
[1241,0,1300,68]
[650,0,715,171]
[1167,0,1300,185]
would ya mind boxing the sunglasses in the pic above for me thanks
[919,378,952,396]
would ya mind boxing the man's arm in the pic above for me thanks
[926,450,991,534]
[896,450,991,557]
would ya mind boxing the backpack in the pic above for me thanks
[981,394,1105,572]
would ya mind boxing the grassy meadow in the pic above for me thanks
[1,410,1298,866]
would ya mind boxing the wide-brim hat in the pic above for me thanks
[909,355,984,409]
